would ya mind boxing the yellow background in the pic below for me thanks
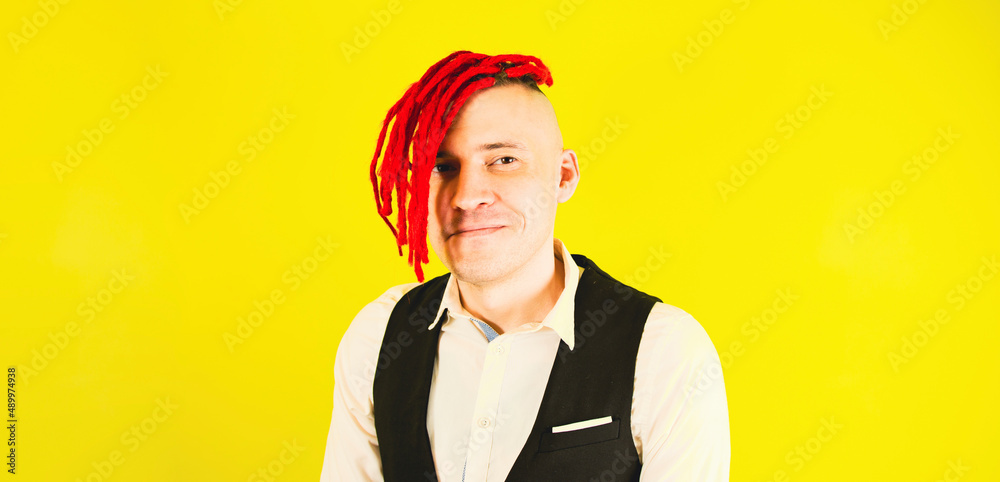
[2,0,998,480]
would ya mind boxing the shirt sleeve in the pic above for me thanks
[633,302,731,481]
[320,283,419,482]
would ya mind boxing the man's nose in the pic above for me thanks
[451,167,494,211]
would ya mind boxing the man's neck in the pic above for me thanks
[455,238,565,335]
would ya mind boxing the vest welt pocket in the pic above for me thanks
[537,418,621,453]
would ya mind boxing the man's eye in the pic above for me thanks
[432,163,454,173]
[493,156,517,166]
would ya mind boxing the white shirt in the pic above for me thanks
[321,238,730,481]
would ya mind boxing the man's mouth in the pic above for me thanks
[451,226,504,238]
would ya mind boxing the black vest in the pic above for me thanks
[372,254,662,481]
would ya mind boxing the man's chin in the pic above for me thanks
[432,229,525,281]
[446,255,510,284]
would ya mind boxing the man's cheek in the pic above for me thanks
[520,187,558,224]
[426,193,443,227]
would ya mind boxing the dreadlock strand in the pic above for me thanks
[410,67,499,231]
[434,77,496,147]
[423,66,501,147]
[410,76,497,267]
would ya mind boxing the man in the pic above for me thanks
[321,51,730,481]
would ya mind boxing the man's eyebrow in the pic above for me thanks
[437,140,529,158]
[479,141,528,151]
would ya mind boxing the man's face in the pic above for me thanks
[427,83,578,284]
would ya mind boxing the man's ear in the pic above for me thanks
[556,148,580,203]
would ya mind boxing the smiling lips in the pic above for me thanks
[451,226,504,238]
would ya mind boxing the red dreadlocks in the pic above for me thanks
[368,51,554,282]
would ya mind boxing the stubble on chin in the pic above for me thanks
[450,236,539,285]
[447,252,503,284]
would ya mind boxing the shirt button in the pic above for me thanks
[493,345,505,355]
[478,417,491,428]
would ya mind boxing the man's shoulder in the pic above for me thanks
[345,281,423,335]
[640,302,720,364]
[363,281,425,314]
[336,281,424,361]
[331,281,428,412]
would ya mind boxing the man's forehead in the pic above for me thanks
[439,85,558,152]
[456,83,552,117]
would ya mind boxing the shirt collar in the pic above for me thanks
[430,238,583,350]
